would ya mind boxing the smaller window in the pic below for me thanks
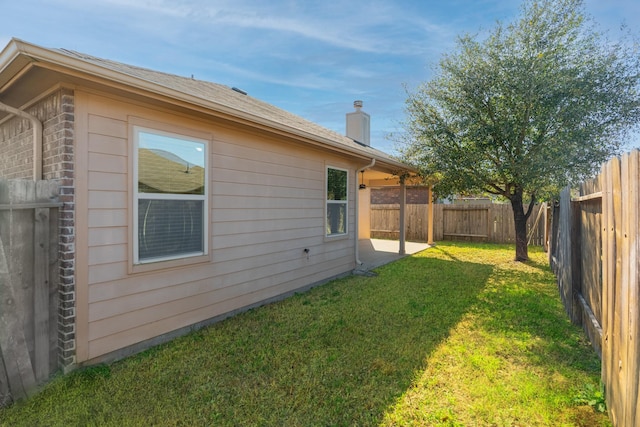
[326,167,348,236]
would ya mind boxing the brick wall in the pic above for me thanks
[0,88,76,368]
[371,186,430,204]
[0,113,34,178]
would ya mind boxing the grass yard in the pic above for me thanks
[0,242,609,426]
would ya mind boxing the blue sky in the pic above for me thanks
[1,0,639,154]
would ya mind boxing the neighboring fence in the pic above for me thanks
[371,203,546,245]
[550,150,640,427]
[0,179,60,406]
[549,185,603,357]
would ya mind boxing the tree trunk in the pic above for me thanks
[509,191,529,261]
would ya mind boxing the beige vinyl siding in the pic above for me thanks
[88,244,127,265]
[87,262,352,358]
[77,91,357,361]
[87,227,127,246]
[87,209,127,228]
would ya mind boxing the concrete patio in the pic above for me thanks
[356,238,430,272]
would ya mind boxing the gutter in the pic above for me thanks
[355,158,375,267]
[0,101,42,180]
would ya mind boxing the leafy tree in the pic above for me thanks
[401,0,640,261]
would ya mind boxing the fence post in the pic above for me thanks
[570,200,582,325]
[399,179,406,255]
[33,180,58,383]
[427,186,434,245]
[549,201,560,271]
[543,203,550,253]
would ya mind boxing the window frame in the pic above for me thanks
[325,165,349,238]
[132,125,210,270]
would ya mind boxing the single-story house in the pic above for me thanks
[0,38,425,370]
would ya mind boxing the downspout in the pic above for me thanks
[0,102,43,180]
[355,158,375,266]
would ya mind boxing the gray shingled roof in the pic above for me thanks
[55,47,407,168]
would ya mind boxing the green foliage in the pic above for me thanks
[401,0,640,202]
[0,244,609,426]
[574,382,607,413]
[326,167,347,200]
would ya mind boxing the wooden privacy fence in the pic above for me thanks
[550,150,640,427]
[549,186,603,357]
[371,203,546,245]
[0,179,60,406]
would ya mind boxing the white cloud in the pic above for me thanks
[200,58,340,91]
[55,0,451,56]
[64,0,191,17]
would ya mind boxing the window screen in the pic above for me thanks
[134,128,208,263]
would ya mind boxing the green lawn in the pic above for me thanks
[0,242,609,426]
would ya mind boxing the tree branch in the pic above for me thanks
[524,192,537,220]
[484,182,507,196]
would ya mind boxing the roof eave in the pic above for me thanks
[0,39,38,90]
[0,39,415,173]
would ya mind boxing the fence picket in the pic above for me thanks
[609,156,624,426]
[626,151,640,426]
[601,158,615,425]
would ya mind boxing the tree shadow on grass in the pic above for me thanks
[467,265,606,426]
[219,258,492,425]
[477,265,601,374]
[0,254,493,427]
[185,255,494,426]
[523,256,554,273]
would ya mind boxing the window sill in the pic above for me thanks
[324,233,350,243]
[129,253,211,275]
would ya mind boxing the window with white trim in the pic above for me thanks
[326,166,348,236]
[133,127,208,264]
